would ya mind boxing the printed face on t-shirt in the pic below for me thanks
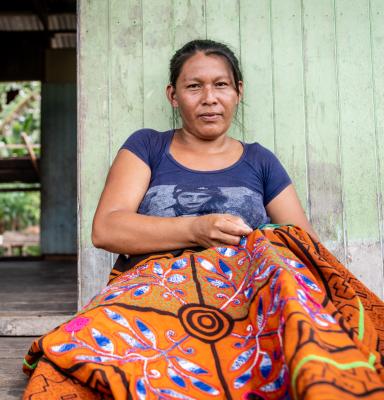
[175,192,212,213]
[138,184,269,228]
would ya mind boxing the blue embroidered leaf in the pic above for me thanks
[206,277,230,289]
[244,287,253,299]
[216,247,238,257]
[255,265,275,281]
[119,332,146,349]
[51,343,77,353]
[218,259,233,279]
[197,257,218,274]
[75,355,115,362]
[104,308,129,328]
[314,315,329,327]
[281,256,305,269]
[136,377,147,400]
[92,328,114,353]
[133,285,150,297]
[297,289,307,303]
[104,290,123,301]
[259,353,272,378]
[231,346,256,371]
[257,297,264,329]
[318,313,336,323]
[269,285,281,314]
[234,369,253,389]
[153,262,163,275]
[167,367,186,388]
[260,368,285,392]
[167,274,186,284]
[175,357,207,374]
[270,268,281,290]
[159,389,194,399]
[239,236,248,247]
[190,377,219,395]
[171,258,187,270]
[136,319,156,347]
[254,259,267,276]
[296,273,321,292]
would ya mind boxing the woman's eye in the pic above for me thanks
[216,81,229,87]
[187,84,200,89]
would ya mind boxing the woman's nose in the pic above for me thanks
[202,85,217,104]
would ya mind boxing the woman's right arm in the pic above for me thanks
[92,150,252,255]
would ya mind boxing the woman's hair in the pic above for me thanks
[169,39,243,95]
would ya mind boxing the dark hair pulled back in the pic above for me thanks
[169,39,243,95]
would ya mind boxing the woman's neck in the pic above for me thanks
[173,127,234,155]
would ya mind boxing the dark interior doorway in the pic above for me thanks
[0,0,77,336]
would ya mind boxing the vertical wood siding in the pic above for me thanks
[41,83,77,254]
[79,0,384,306]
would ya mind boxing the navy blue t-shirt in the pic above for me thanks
[121,129,291,229]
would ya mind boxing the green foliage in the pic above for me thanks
[0,82,41,252]
[0,185,40,233]
[0,81,41,158]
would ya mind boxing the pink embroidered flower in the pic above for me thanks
[64,316,90,333]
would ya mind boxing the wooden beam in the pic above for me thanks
[0,157,40,183]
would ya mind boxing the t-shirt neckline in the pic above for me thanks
[165,129,248,174]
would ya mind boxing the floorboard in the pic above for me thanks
[0,337,37,399]
[0,259,77,335]
[0,259,77,396]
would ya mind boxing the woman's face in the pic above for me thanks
[167,52,242,140]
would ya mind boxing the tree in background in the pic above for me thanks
[0,81,41,158]
[0,82,41,255]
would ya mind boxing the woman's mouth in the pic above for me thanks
[199,113,222,122]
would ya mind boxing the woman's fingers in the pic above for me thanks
[219,214,253,236]
[191,214,253,248]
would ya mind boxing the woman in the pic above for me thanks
[23,40,384,400]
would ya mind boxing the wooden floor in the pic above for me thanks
[0,337,37,399]
[0,259,77,398]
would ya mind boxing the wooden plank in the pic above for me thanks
[0,337,30,400]
[239,0,274,149]
[0,361,28,394]
[205,0,242,141]
[0,337,36,358]
[0,157,39,183]
[0,337,32,398]
[270,0,308,210]
[173,0,206,50]
[301,0,345,262]
[335,0,382,296]
[370,0,384,292]
[109,0,144,156]
[78,0,112,307]
[0,315,71,336]
[0,261,77,317]
[142,0,174,130]
[40,83,77,254]
[171,0,206,130]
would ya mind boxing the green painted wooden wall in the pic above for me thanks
[78,0,384,306]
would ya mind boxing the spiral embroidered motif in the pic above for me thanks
[178,304,234,343]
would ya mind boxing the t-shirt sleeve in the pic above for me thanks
[260,146,292,206]
[120,129,152,167]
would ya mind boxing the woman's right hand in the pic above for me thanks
[190,214,253,248]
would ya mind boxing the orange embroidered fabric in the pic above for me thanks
[23,226,384,399]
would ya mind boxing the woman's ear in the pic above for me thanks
[166,84,178,108]
[237,81,244,104]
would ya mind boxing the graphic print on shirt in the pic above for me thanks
[138,184,269,228]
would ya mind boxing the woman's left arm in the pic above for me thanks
[265,184,320,241]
